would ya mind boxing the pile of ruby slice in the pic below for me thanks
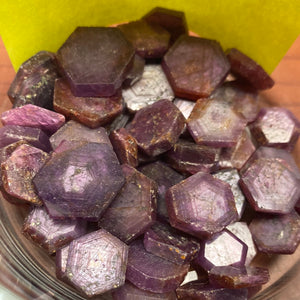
[2,6,300,300]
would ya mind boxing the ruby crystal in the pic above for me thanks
[123,54,145,87]
[57,27,135,97]
[56,245,70,282]
[173,98,195,120]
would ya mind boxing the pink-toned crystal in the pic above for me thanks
[187,97,247,147]
[53,78,123,128]
[162,36,230,100]
[226,48,274,90]
[1,144,48,206]
[56,245,70,281]
[109,128,138,167]
[98,164,157,243]
[127,99,185,156]
[33,142,125,220]
[173,98,195,120]
[123,54,145,87]
[126,240,189,293]
[166,172,238,238]
[57,27,135,97]
[118,20,170,59]
[249,211,300,254]
[23,206,86,254]
[65,229,128,297]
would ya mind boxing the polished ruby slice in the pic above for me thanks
[166,172,238,238]
[98,164,157,243]
[127,99,185,156]
[226,48,274,90]
[53,79,123,128]
[57,27,135,97]
[1,104,65,135]
[7,51,59,109]
[33,142,124,220]
[143,7,188,44]
[126,240,189,293]
[123,54,145,87]
[162,36,230,100]
[118,20,170,59]
[109,128,138,167]
[249,211,300,254]
[66,229,128,297]
[23,206,86,254]
[1,144,48,206]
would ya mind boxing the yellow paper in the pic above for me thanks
[0,0,299,73]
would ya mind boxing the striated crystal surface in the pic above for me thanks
[143,7,188,44]
[166,172,238,238]
[123,54,145,87]
[212,169,246,220]
[138,161,184,221]
[122,65,174,112]
[57,27,135,97]
[143,222,200,265]
[173,98,195,120]
[56,245,70,281]
[187,97,247,147]
[66,229,128,297]
[127,99,185,156]
[7,51,59,109]
[23,206,86,254]
[53,78,123,128]
[126,240,189,293]
[98,164,157,243]
[118,20,170,59]
[1,144,48,206]
[162,36,230,100]
[1,104,65,135]
[33,142,125,220]
[226,48,274,90]
[249,211,300,254]
[249,107,300,151]
[109,128,138,167]
[0,125,51,152]
[195,229,248,271]
[106,112,131,134]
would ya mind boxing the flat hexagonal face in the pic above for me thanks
[33,142,125,220]
[166,172,238,238]
[66,229,128,297]
[240,158,300,214]
[57,27,135,97]
[187,97,247,147]
[162,36,230,100]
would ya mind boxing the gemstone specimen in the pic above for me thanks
[122,65,174,112]
[138,161,184,221]
[1,104,65,136]
[227,222,257,265]
[126,240,189,293]
[49,120,112,150]
[166,172,238,238]
[98,164,157,243]
[0,125,52,152]
[33,142,125,220]
[65,229,128,297]
[249,107,300,151]
[165,139,220,175]
[1,144,48,206]
[7,51,59,109]
[195,229,248,271]
[173,98,195,120]
[208,266,270,289]
[123,54,145,87]
[143,222,200,265]
[187,97,247,147]
[56,245,70,281]
[57,27,135,97]
[143,7,188,44]
[23,206,86,254]
[109,128,138,167]
[127,99,185,156]
[106,112,131,134]
[162,36,230,100]
[53,78,123,128]
[249,211,300,254]
[212,169,246,219]
[226,48,274,90]
[118,20,170,59]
